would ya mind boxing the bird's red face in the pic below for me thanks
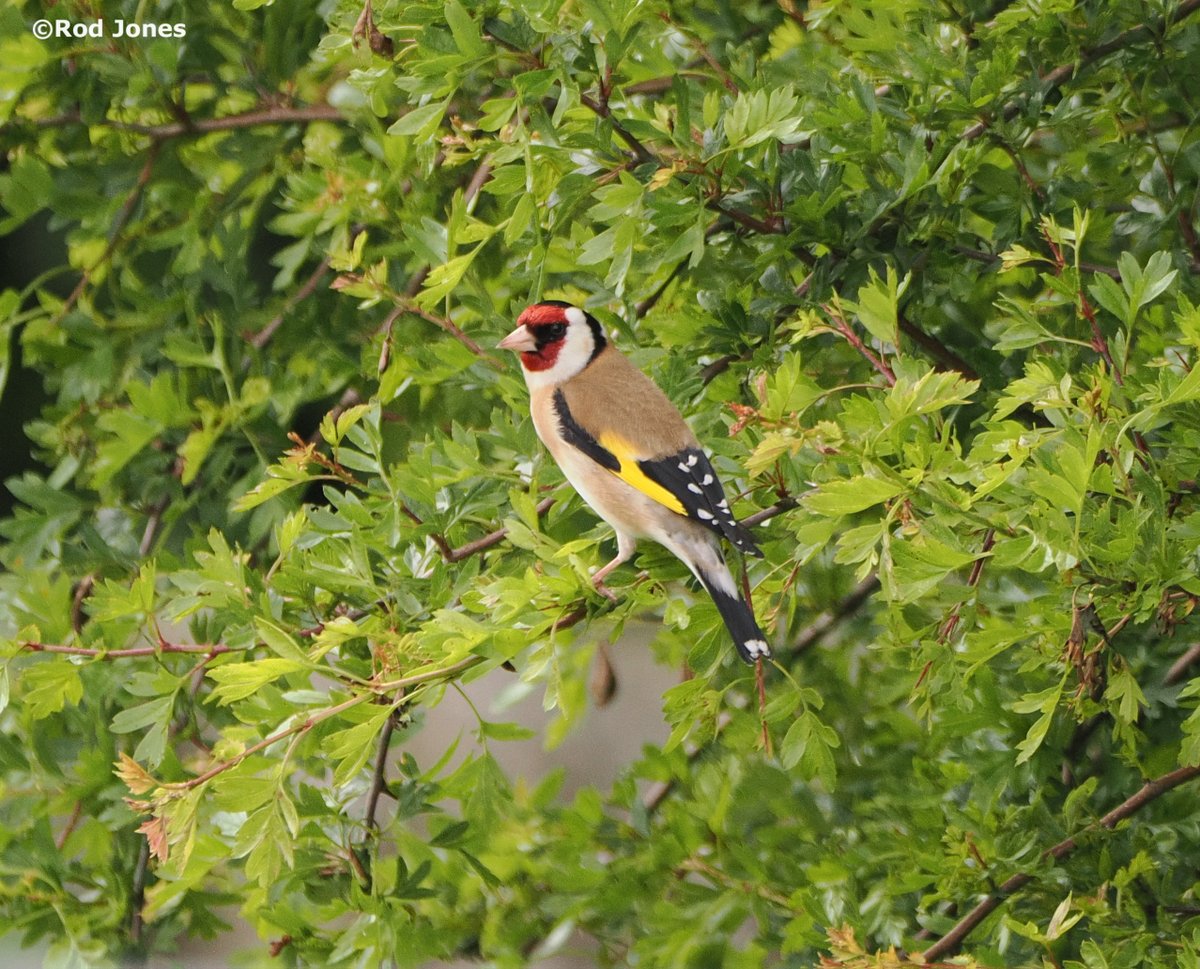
[498,301,606,387]
[502,303,571,372]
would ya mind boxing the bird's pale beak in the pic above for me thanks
[497,326,537,352]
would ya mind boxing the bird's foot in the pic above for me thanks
[591,575,620,603]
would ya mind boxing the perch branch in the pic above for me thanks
[919,763,1200,962]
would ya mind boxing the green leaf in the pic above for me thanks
[111,695,174,734]
[847,265,907,344]
[1107,663,1146,725]
[444,0,487,58]
[19,662,84,719]
[806,476,905,516]
[324,703,393,785]
[780,711,839,788]
[388,99,450,138]
[207,659,309,705]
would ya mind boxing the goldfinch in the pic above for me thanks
[498,300,769,664]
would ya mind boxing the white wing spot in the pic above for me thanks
[686,454,698,468]
[743,639,770,659]
[717,499,729,510]
[701,474,713,485]
[677,461,690,472]
[696,509,714,521]
[687,483,702,494]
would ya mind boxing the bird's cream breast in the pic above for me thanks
[530,382,679,540]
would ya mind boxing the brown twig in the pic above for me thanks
[952,245,1122,280]
[363,708,401,831]
[20,103,345,141]
[430,496,557,563]
[706,198,781,237]
[247,256,333,350]
[578,91,656,165]
[898,314,981,381]
[463,156,494,211]
[1165,643,1200,686]
[70,575,95,634]
[52,140,161,326]
[55,800,84,852]
[960,0,1200,142]
[396,302,498,362]
[138,496,170,557]
[742,497,798,530]
[174,658,479,794]
[23,641,234,659]
[824,304,896,386]
[938,530,996,642]
[919,764,1200,962]
[677,856,796,910]
[789,574,879,656]
[129,839,150,943]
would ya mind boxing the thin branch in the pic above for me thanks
[138,496,170,557]
[742,497,798,530]
[169,659,478,795]
[578,91,656,165]
[23,641,234,659]
[53,140,160,325]
[463,156,494,211]
[706,198,781,237]
[15,103,345,140]
[129,839,150,944]
[677,857,797,911]
[247,255,333,350]
[790,574,879,656]
[898,314,981,382]
[55,801,84,852]
[71,575,95,634]
[952,245,1122,280]
[364,709,401,831]
[919,764,1200,962]
[960,0,1200,142]
[429,497,557,563]
[1166,643,1200,686]
[938,529,996,642]
[825,304,896,386]
[394,301,499,362]
[636,258,690,318]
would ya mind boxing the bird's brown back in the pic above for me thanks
[560,345,697,456]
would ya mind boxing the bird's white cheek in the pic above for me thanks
[523,366,563,391]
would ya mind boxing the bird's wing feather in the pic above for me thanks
[551,389,760,553]
[634,446,762,556]
[552,389,685,514]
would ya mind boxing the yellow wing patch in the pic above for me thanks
[597,432,687,515]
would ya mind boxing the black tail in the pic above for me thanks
[698,573,770,664]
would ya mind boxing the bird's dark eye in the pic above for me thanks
[542,322,566,341]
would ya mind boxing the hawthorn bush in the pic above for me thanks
[2,0,1200,966]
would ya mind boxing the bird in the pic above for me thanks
[497,300,769,664]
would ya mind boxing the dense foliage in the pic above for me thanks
[3,0,1200,965]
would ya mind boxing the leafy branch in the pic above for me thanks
[919,764,1200,961]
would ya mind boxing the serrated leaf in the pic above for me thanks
[324,704,394,785]
[388,99,450,138]
[806,476,904,516]
[207,658,309,705]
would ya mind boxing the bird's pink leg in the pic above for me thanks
[591,532,636,602]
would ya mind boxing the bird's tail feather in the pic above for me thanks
[697,571,770,664]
